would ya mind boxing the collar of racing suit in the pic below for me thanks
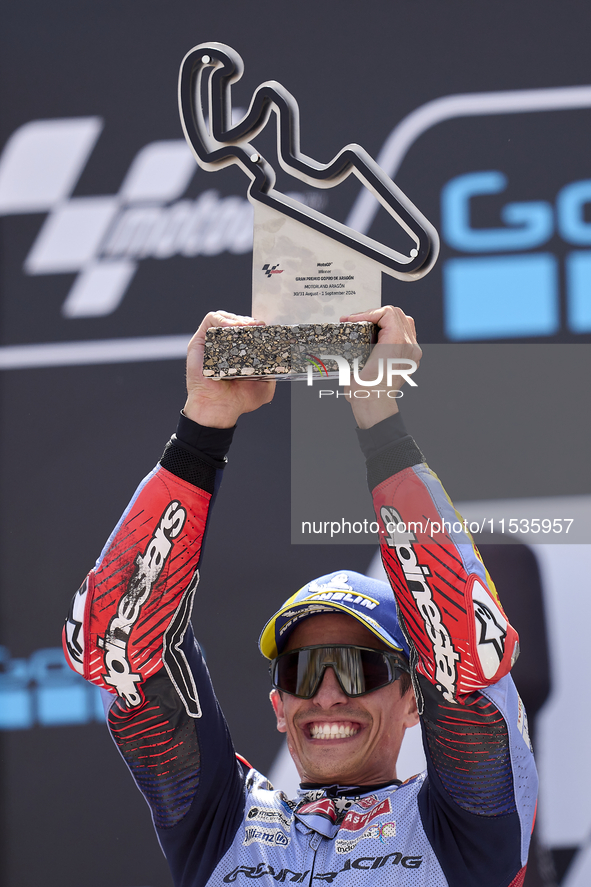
[292,781,403,839]
[299,781,402,795]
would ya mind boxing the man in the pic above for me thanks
[63,306,537,887]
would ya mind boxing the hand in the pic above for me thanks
[339,306,422,429]
[184,311,276,428]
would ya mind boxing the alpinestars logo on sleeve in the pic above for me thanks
[380,505,460,702]
[98,500,186,705]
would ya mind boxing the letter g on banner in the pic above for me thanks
[441,171,553,252]
[557,179,591,245]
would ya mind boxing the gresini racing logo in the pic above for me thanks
[98,500,186,705]
[223,851,422,883]
[381,506,460,702]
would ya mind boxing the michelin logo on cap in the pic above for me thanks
[305,592,378,610]
[304,573,379,610]
[276,574,380,638]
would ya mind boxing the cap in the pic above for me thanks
[258,570,410,660]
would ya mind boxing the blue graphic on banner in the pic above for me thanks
[566,251,591,331]
[444,254,559,339]
[441,171,591,339]
[0,646,104,729]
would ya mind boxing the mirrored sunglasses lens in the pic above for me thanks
[274,647,395,698]
[295,649,319,698]
[358,649,393,692]
[333,646,365,695]
[275,649,320,697]
[274,652,300,695]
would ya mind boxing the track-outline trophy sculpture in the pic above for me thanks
[178,42,439,379]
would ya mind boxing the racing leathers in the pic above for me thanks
[63,412,537,887]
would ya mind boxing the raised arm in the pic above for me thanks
[344,306,538,887]
[63,311,275,887]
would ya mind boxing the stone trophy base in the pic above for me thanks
[203,321,377,381]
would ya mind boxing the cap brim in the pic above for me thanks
[259,599,405,660]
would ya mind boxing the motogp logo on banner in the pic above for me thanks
[0,116,322,323]
[0,118,254,318]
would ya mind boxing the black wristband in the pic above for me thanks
[176,411,236,463]
[355,412,409,460]
[159,413,236,488]
[365,437,426,491]
[160,439,218,493]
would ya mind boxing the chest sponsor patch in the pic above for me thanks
[335,821,397,854]
[246,806,292,830]
[356,794,379,810]
[339,798,391,833]
[243,826,290,848]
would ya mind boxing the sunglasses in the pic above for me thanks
[270,644,410,699]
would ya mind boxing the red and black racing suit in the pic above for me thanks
[64,412,537,887]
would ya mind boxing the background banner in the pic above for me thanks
[1,2,590,885]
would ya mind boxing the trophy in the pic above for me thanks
[178,43,439,379]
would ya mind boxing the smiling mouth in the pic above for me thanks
[309,723,360,740]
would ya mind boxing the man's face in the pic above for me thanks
[270,612,419,785]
